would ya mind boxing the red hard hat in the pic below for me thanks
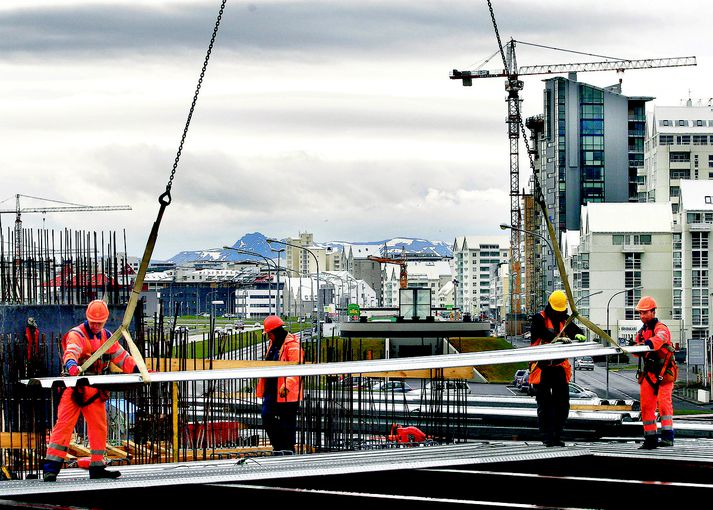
[635,296,657,312]
[86,300,109,322]
[263,315,285,333]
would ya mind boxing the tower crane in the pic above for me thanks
[0,194,132,259]
[450,0,696,334]
[367,255,408,289]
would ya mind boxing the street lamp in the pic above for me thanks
[267,238,324,362]
[223,246,276,316]
[270,247,286,316]
[500,222,554,314]
[575,290,603,308]
[605,285,643,398]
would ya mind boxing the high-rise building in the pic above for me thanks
[530,76,652,304]
[451,236,509,318]
[540,75,652,233]
[643,102,713,212]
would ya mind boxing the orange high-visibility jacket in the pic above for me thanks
[529,310,572,385]
[634,319,675,383]
[63,322,137,375]
[256,333,304,403]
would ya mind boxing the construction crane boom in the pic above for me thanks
[0,194,131,259]
[450,56,697,82]
[367,255,408,289]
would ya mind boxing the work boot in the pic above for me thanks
[660,430,674,447]
[89,466,121,480]
[638,437,658,450]
[42,460,62,483]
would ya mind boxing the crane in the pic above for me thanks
[450,1,696,334]
[367,255,408,289]
[0,194,132,259]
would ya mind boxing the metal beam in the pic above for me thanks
[23,343,650,388]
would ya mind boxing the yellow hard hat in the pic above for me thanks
[548,290,568,312]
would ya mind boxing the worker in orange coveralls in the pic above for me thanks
[43,300,140,481]
[256,316,304,453]
[633,296,677,449]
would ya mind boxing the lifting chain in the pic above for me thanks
[81,1,229,377]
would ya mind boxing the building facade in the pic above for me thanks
[643,102,713,211]
[451,236,509,318]
[566,202,676,342]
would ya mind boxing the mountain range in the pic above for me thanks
[167,232,452,264]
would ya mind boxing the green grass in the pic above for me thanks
[450,337,527,383]
[674,409,713,416]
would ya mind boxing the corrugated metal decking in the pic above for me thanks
[1,438,711,498]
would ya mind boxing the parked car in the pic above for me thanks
[371,381,414,393]
[574,356,595,371]
[234,321,245,330]
[568,382,598,399]
[340,376,374,389]
[416,380,472,398]
[513,369,528,387]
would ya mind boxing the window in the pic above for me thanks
[625,252,642,269]
[670,152,691,163]
[662,120,670,126]
[693,135,708,145]
[659,134,674,145]
[707,196,712,204]
[697,120,704,127]
[670,186,680,197]
[678,120,687,126]
[676,135,691,145]
[613,235,625,245]
[709,155,713,168]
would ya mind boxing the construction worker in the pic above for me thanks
[633,296,677,449]
[529,290,586,447]
[256,316,304,453]
[43,300,140,482]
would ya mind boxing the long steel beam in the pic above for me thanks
[22,343,649,388]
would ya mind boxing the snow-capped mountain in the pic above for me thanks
[166,233,452,264]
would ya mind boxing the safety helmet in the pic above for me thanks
[635,295,657,312]
[548,290,568,312]
[263,315,285,333]
[86,300,110,322]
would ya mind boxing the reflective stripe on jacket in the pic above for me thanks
[256,333,304,403]
[63,322,137,375]
[529,310,572,385]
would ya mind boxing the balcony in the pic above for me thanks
[621,244,645,253]
[689,222,712,232]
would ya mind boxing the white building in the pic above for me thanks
[381,260,452,311]
[677,180,713,343]
[643,102,713,210]
[567,202,676,343]
[451,236,509,318]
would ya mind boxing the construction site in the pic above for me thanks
[2,0,713,508]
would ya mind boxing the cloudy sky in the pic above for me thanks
[0,0,709,259]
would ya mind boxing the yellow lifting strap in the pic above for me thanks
[79,197,170,381]
[537,197,631,355]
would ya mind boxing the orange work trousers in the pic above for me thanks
[45,387,108,468]
[640,378,673,438]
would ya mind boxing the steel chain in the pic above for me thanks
[163,0,227,202]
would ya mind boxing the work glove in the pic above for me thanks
[552,337,571,344]
[574,334,587,342]
[65,360,80,376]
[279,385,288,398]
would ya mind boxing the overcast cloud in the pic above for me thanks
[0,0,710,259]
